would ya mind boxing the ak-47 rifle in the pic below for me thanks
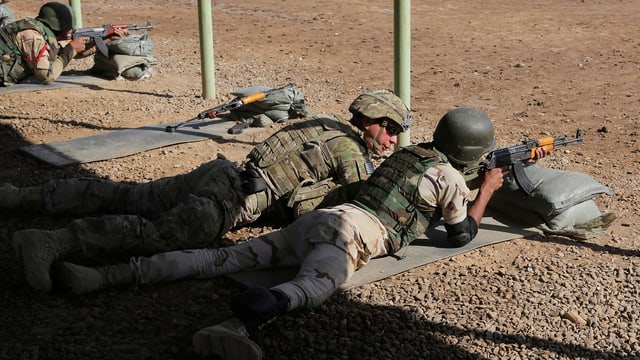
[165,83,296,134]
[72,20,153,57]
[464,129,585,195]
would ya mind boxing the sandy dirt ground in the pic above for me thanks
[1,1,639,359]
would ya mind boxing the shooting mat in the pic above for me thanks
[20,118,265,167]
[0,72,108,94]
[226,214,540,291]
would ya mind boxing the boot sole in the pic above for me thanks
[193,326,262,360]
[11,230,54,292]
[11,230,25,261]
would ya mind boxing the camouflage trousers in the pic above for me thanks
[48,159,264,255]
[128,203,389,310]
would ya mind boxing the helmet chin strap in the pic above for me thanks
[364,127,386,155]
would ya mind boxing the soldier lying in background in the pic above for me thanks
[0,2,126,86]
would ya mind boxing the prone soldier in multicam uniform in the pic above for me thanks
[49,107,548,360]
[5,89,411,292]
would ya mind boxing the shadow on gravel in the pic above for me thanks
[50,70,175,99]
[0,275,631,360]
[260,293,631,360]
[0,114,129,132]
[0,122,105,183]
[530,233,640,259]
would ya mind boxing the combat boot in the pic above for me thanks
[230,287,290,331]
[12,228,79,292]
[192,317,263,360]
[192,287,289,360]
[54,262,135,294]
[0,183,44,213]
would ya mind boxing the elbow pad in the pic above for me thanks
[444,216,478,247]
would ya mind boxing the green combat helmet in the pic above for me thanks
[36,2,74,33]
[433,107,496,179]
[348,89,412,132]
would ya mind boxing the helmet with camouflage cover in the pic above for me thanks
[433,107,496,168]
[36,2,75,33]
[349,89,412,132]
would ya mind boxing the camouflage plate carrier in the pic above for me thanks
[246,115,367,199]
[353,143,445,252]
[0,18,58,85]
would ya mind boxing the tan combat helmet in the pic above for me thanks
[348,89,412,133]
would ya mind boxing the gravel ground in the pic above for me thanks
[1,0,639,359]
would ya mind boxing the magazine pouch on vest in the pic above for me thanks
[246,115,364,199]
[353,144,442,252]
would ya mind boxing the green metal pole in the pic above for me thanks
[198,0,216,99]
[394,0,411,148]
[68,0,82,28]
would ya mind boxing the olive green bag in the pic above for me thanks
[226,85,308,127]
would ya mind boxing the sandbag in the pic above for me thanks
[0,4,14,28]
[92,53,157,80]
[90,33,156,81]
[490,164,611,216]
[538,210,616,240]
[106,32,154,57]
[546,198,602,229]
[488,164,615,239]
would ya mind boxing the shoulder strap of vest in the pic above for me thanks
[313,114,369,151]
[2,18,57,49]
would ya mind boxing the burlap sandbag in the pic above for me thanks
[90,33,156,80]
[488,164,615,239]
[106,33,154,57]
[92,53,157,80]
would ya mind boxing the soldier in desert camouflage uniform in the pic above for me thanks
[5,89,411,292]
[0,2,109,86]
[51,107,548,360]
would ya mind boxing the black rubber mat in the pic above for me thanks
[20,118,264,167]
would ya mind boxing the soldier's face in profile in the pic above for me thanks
[362,118,398,155]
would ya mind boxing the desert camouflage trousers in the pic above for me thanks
[53,159,264,255]
[127,203,389,310]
